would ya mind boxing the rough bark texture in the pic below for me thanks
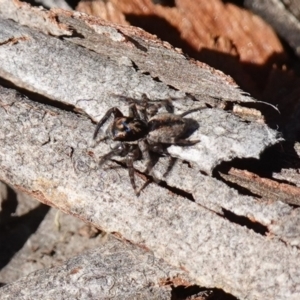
[1,186,204,300]
[0,1,300,300]
[77,0,286,97]
[0,232,183,299]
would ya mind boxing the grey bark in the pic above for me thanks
[0,233,181,299]
[0,1,299,299]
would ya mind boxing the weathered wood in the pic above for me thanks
[0,16,279,171]
[0,0,253,106]
[0,233,183,299]
[0,1,299,299]
[1,184,207,299]
[0,76,297,300]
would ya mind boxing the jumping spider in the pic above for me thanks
[93,95,204,195]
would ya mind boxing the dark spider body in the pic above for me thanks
[113,116,148,141]
[93,96,202,195]
[147,113,197,145]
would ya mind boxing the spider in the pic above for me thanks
[93,95,204,195]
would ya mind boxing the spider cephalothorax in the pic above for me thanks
[93,95,204,195]
[93,106,148,142]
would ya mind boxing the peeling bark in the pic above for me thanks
[221,168,300,206]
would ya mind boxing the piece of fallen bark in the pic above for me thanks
[77,0,286,96]
[0,16,279,173]
[0,0,255,104]
[146,156,300,246]
[0,86,299,299]
[244,1,300,138]
[0,234,190,299]
[282,0,300,19]
[0,188,98,283]
[1,192,208,299]
[220,168,300,206]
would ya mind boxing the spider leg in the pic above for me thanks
[153,97,174,114]
[126,145,140,194]
[140,94,174,118]
[162,98,174,114]
[112,94,149,122]
[132,94,149,122]
[139,140,152,174]
[139,140,160,183]
[147,143,168,155]
[163,156,177,179]
[180,106,207,117]
[173,139,200,146]
[128,103,140,119]
[93,107,123,140]
[99,143,128,166]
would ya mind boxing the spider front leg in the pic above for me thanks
[110,94,148,122]
[128,102,140,119]
[93,107,123,140]
[98,143,141,194]
[127,97,148,122]
[98,143,129,167]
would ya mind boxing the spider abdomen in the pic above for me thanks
[147,113,188,144]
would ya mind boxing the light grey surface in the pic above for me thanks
[0,0,73,36]
[0,235,179,299]
[0,87,299,300]
[0,0,256,109]
[144,156,298,245]
[282,0,300,19]
[0,184,196,299]
[167,108,278,173]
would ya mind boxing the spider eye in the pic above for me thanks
[122,121,131,133]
